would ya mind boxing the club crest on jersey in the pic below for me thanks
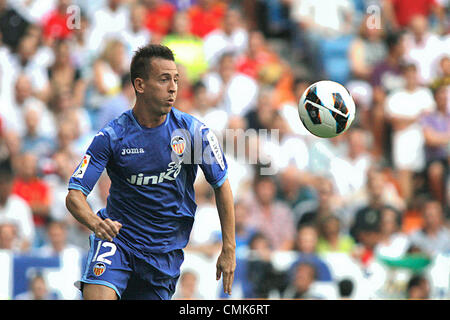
[93,262,106,276]
[171,136,186,156]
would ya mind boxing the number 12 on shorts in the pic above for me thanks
[92,240,117,265]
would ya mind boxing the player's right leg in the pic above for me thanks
[76,234,132,299]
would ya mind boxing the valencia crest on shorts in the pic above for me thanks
[171,136,185,156]
[93,262,106,276]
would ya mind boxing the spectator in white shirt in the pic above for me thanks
[68,11,93,73]
[190,81,228,134]
[35,220,83,256]
[385,63,435,202]
[15,273,59,300]
[0,222,19,251]
[202,52,258,117]
[290,0,355,38]
[289,0,355,76]
[33,220,84,299]
[73,0,106,21]
[86,0,129,54]
[375,206,409,259]
[203,8,248,68]
[221,115,255,198]
[328,127,373,200]
[403,15,447,85]
[120,2,152,65]
[9,0,56,24]
[0,74,53,139]
[8,36,50,103]
[259,112,310,176]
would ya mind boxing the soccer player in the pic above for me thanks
[65,44,236,300]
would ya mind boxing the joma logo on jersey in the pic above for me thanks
[121,148,145,155]
[127,161,182,186]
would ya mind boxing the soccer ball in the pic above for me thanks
[298,80,356,138]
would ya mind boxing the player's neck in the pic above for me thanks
[132,104,167,128]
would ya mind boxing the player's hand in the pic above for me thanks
[216,247,236,295]
[94,218,122,241]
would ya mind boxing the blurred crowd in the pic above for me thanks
[0,0,449,300]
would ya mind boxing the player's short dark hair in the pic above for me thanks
[130,44,175,91]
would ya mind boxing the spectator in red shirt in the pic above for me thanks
[12,152,51,242]
[235,31,282,84]
[143,0,176,41]
[41,0,73,43]
[383,0,445,31]
[188,0,227,38]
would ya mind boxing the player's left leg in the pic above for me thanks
[121,274,178,300]
[121,249,183,300]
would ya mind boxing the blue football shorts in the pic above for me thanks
[76,233,183,300]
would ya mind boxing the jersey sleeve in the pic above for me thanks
[68,129,112,196]
[194,124,228,188]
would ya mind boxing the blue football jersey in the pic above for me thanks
[68,108,228,254]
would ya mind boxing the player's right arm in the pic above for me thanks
[65,129,122,241]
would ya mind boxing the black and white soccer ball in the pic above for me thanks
[298,80,356,138]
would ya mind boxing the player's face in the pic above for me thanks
[141,58,179,115]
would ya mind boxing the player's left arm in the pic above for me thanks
[213,178,236,296]
[194,123,236,294]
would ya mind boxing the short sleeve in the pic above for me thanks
[68,129,112,196]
